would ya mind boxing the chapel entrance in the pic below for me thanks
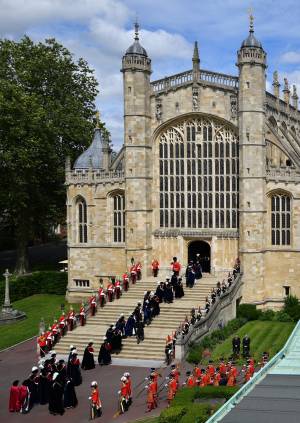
[188,240,211,273]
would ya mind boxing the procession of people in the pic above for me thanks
[9,255,247,420]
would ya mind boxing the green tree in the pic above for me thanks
[0,36,99,274]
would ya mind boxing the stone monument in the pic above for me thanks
[0,269,26,324]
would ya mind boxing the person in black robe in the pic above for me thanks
[63,377,78,409]
[39,367,50,405]
[174,278,184,298]
[125,315,136,337]
[150,295,160,317]
[98,337,112,365]
[116,314,126,336]
[136,320,144,344]
[68,351,82,386]
[28,367,40,409]
[48,373,64,415]
[155,282,164,303]
[165,283,174,303]
[67,345,76,371]
[186,266,196,288]
[111,329,122,354]
[57,360,67,387]
[81,342,95,370]
[106,325,114,343]
[133,302,143,322]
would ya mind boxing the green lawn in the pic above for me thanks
[210,320,295,363]
[0,294,78,351]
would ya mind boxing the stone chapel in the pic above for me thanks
[65,18,300,308]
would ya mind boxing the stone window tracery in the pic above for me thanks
[159,117,239,229]
[77,198,87,243]
[271,193,291,245]
[112,194,125,243]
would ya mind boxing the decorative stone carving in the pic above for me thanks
[192,87,199,111]
[155,97,162,121]
[230,95,238,119]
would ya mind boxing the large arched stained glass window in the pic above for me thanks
[271,193,291,245]
[77,198,87,243]
[158,117,239,229]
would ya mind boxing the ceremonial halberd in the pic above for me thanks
[65,19,300,308]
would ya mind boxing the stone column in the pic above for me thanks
[2,269,12,313]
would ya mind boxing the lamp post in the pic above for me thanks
[2,269,12,314]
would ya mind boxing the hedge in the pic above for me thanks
[187,317,247,363]
[0,271,68,303]
[159,406,187,423]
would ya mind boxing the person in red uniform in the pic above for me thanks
[123,372,132,406]
[130,263,137,284]
[219,358,227,375]
[146,374,157,411]
[98,283,106,307]
[46,327,54,351]
[89,294,97,316]
[151,259,160,277]
[166,374,177,407]
[199,369,210,387]
[115,279,122,299]
[122,272,129,291]
[37,332,47,357]
[79,302,86,326]
[171,257,181,276]
[67,306,76,331]
[213,368,221,386]
[227,367,236,386]
[59,312,67,336]
[207,361,215,384]
[119,376,129,414]
[9,380,21,412]
[89,381,102,419]
[106,281,115,302]
[136,262,142,280]
[170,364,180,388]
[51,320,60,343]
[184,371,195,388]
[193,363,202,385]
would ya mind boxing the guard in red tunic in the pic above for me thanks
[89,294,97,316]
[151,259,160,277]
[119,376,129,414]
[123,372,132,406]
[79,302,86,326]
[67,306,76,331]
[98,283,106,307]
[166,374,177,407]
[193,363,202,385]
[184,371,195,388]
[59,312,67,336]
[89,381,102,419]
[122,272,129,291]
[115,279,122,299]
[107,282,115,302]
[170,364,180,388]
[171,257,181,276]
[46,327,54,351]
[37,332,47,357]
[213,368,221,386]
[51,321,60,343]
[146,374,157,411]
[130,264,137,284]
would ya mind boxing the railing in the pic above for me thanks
[151,68,239,94]
[67,170,125,184]
[175,273,243,360]
[205,319,300,422]
[266,91,300,117]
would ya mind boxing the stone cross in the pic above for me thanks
[2,269,12,313]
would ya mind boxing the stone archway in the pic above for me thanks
[188,240,211,273]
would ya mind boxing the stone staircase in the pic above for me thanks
[54,274,224,361]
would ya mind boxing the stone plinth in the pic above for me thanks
[0,309,26,325]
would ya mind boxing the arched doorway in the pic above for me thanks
[188,240,211,273]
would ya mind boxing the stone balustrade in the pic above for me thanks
[151,68,238,94]
[266,167,300,183]
[175,273,243,361]
[66,170,125,185]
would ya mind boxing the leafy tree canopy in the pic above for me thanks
[0,36,99,273]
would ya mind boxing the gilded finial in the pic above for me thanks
[134,19,139,41]
[95,110,100,128]
[248,7,254,32]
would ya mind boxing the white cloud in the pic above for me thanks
[280,51,300,64]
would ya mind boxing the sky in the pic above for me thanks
[1,0,300,150]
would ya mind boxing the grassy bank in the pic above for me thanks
[0,294,78,351]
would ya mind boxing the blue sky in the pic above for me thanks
[1,0,300,149]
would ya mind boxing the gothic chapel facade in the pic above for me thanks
[66,19,300,308]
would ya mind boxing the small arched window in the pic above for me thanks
[112,194,125,243]
[77,198,87,243]
[271,193,291,245]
